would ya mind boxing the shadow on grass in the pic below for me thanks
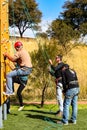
[24,113,63,130]
[7,113,18,116]
[25,112,61,123]
[24,102,57,109]
[26,103,41,108]
[24,108,61,123]
[23,109,56,115]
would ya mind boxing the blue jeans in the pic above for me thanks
[56,82,63,112]
[62,87,79,124]
[6,67,32,94]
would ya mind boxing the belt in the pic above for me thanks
[20,66,32,69]
[20,66,32,71]
[69,80,78,85]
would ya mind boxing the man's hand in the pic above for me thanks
[49,59,53,65]
[3,52,8,57]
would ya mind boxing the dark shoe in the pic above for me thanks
[56,111,63,117]
[55,110,60,114]
[7,111,11,114]
[69,120,76,124]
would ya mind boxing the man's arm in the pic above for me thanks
[3,53,16,62]
[48,59,55,70]
[55,62,64,71]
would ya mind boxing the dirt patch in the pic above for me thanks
[78,101,87,104]
[24,100,87,105]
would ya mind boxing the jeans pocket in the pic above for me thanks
[65,94,74,99]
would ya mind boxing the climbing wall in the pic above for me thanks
[0,0,11,105]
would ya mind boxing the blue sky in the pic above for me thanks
[31,0,67,34]
[36,0,67,21]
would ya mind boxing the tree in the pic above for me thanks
[61,0,87,37]
[47,19,80,55]
[9,0,42,37]
[30,40,59,107]
[47,0,87,54]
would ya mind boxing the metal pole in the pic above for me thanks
[0,105,3,128]
[3,103,7,120]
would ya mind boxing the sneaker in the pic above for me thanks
[73,121,76,124]
[3,92,15,96]
[9,92,15,96]
[57,121,63,125]
[69,120,76,124]
[3,92,10,96]
[57,121,68,125]
[18,106,24,111]
[63,122,68,125]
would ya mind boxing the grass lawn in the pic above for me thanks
[1,104,87,130]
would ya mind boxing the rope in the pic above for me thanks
[20,0,50,64]
[20,0,36,38]
[10,0,16,53]
[44,117,63,130]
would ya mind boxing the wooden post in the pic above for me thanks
[0,0,11,128]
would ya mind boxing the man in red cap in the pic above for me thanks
[3,41,32,111]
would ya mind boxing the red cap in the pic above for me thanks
[14,41,23,48]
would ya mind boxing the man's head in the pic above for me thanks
[56,55,62,63]
[14,41,23,51]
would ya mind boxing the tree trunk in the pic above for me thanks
[20,32,23,38]
[41,84,47,107]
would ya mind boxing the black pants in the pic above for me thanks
[17,83,25,106]
[6,97,10,114]
[13,76,27,106]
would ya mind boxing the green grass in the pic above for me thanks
[1,104,87,130]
